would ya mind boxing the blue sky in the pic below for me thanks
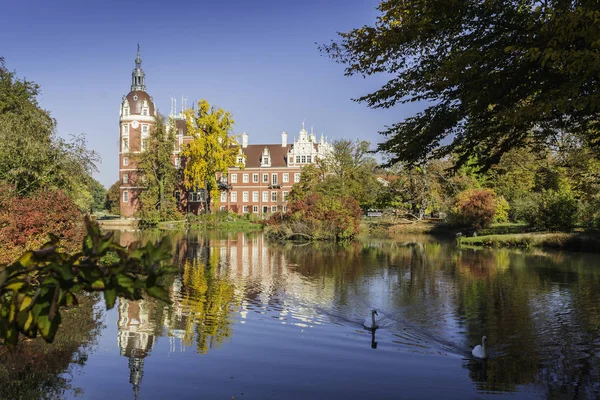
[1,0,419,188]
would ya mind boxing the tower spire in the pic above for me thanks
[131,44,146,92]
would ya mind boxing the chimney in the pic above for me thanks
[242,132,248,148]
[281,131,287,147]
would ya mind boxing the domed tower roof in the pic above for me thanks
[122,45,155,116]
[123,91,155,116]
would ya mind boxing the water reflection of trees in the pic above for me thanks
[277,237,600,397]
[0,295,102,399]
[117,238,237,358]
[453,248,600,397]
[111,229,600,398]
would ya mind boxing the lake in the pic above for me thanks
[35,231,600,398]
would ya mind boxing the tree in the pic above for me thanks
[105,181,121,215]
[452,188,499,229]
[182,99,243,213]
[321,1,600,169]
[320,139,382,208]
[135,114,177,224]
[0,58,99,197]
[89,179,106,213]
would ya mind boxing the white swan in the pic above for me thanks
[471,336,488,359]
[363,309,379,330]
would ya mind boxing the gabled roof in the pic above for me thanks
[241,144,292,168]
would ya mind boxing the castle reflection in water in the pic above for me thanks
[114,230,339,398]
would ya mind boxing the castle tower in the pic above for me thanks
[119,45,156,217]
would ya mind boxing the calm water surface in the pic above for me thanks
[60,231,600,398]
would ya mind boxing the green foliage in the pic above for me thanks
[533,189,579,232]
[105,180,121,215]
[509,195,537,226]
[580,198,600,231]
[461,232,600,253]
[320,139,383,209]
[0,294,101,399]
[321,1,600,169]
[452,189,498,229]
[0,218,177,348]
[89,179,106,213]
[136,114,178,226]
[492,196,510,224]
[183,99,243,213]
[0,58,99,207]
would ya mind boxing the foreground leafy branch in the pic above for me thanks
[0,218,177,348]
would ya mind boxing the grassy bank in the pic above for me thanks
[158,219,263,232]
[364,218,454,235]
[460,232,600,253]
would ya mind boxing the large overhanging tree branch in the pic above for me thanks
[320,0,600,169]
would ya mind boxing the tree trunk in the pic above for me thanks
[159,179,165,217]
[205,183,212,213]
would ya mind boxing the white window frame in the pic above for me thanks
[243,192,249,202]
[262,173,268,183]
[243,205,249,213]
[122,124,129,135]
[283,173,289,183]
[253,174,259,183]
[253,205,258,213]
[243,174,249,183]
[294,173,300,183]
[142,124,149,134]
[231,192,237,202]
[123,190,129,202]
[271,192,277,202]
[252,192,259,202]
[262,191,268,202]
[220,192,227,202]
[122,138,129,152]
[272,174,277,185]
[271,206,277,212]
[283,191,288,201]
[123,157,129,166]
[123,174,129,184]
[231,174,237,183]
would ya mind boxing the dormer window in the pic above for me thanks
[142,108,148,116]
[261,147,271,167]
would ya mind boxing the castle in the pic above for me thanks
[119,47,332,217]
